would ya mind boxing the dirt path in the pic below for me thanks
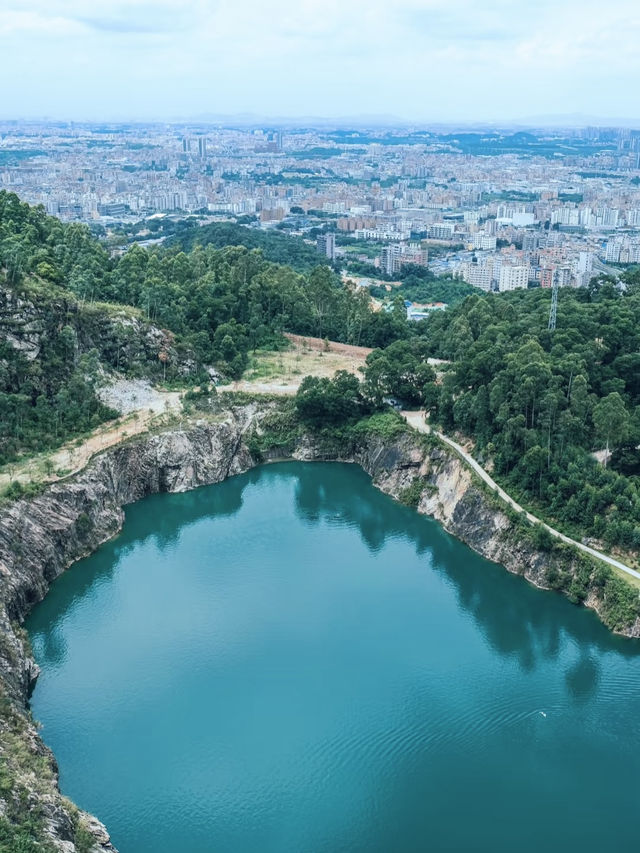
[0,389,182,490]
[219,380,302,395]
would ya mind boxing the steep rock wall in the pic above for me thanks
[0,407,637,851]
[0,408,257,852]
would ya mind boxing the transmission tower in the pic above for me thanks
[548,278,559,331]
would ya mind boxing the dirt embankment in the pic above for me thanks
[283,333,373,359]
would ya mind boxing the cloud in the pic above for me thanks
[77,17,171,34]
[0,9,86,37]
[1,0,208,36]
[0,0,639,122]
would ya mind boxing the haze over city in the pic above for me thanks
[1,0,639,124]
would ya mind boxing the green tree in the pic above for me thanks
[295,371,365,428]
[593,393,630,466]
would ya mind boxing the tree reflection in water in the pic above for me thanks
[29,461,638,693]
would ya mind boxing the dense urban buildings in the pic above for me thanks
[2,120,640,294]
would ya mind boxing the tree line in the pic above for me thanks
[0,191,411,463]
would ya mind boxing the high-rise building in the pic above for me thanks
[265,131,283,152]
[604,239,621,263]
[380,244,402,276]
[198,138,207,158]
[461,256,499,292]
[575,252,594,274]
[522,231,540,253]
[316,233,336,261]
[540,268,553,289]
[463,264,492,291]
[553,267,572,288]
[470,231,497,251]
[429,222,456,240]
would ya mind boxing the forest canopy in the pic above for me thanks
[2,189,640,558]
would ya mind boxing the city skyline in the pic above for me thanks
[1,0,639,124]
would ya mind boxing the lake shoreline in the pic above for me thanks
[0,399,638,852]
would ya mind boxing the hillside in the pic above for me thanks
[3,190,640,561]
[414,281,640,558]
[167,220,325,273]
[0,278,187,466]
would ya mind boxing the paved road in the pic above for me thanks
[401,410,640,583]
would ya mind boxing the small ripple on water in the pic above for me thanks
[596,672,639,701]
[296,688,571,792]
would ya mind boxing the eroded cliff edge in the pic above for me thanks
[0,402,638,851]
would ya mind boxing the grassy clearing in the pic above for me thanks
[243,339,370,386]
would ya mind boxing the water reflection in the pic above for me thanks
[565,655,599,703]
[29,462,639,689]
[120,471,250,553]
[286,462,638,670]
[26,461,640,853]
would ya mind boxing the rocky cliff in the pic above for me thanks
[0,403,637,851]
[0,406,259,852]
[0,280,190,378]
[297,428,640,636]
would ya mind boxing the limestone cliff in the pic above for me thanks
[0,406,258,852]
[0,281,189,379]
[0,404,637,851]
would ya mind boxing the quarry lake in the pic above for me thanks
[27,462,640,853]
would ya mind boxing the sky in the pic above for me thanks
[1,0,639,125]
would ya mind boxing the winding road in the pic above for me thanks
[401,410,640,584]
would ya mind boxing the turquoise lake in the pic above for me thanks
[27,462,640,853]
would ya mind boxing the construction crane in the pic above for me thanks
[548,277,559,331]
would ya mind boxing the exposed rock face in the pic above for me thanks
[296,430,640,636]
[353,436,554,593]
[0,286,47,361]
[0,406,258,852]
[0,282,191,380]
[0,406,636,851]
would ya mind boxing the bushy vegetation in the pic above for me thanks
[398,477,429,508]
[363,339,436,407]
[0,191,410,462]
[294,371,371,428]
[416,278,640,552]
[369,265,476,307]
[168,220,325,273]
[0,338,117,465]
[0,695,62,853]
[350,411,409,441]
[94,246,408,369]
[245,400,302,460]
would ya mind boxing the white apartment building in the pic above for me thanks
[619,242,640,264]
[380,244,403,276]
[551,207,580,227]
[470,232,497,251]
[498,265,530,291]
[553,267,572,287]
[429,222,456,240]
[603,239,621,263]
[595,208,620,229]
[464,265,492,291]
[460,256,500,292]
[380,243,428,275]
[573,251,594,274]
